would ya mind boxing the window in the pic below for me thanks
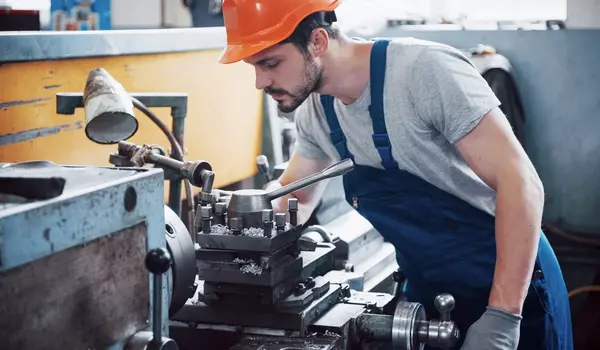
[336,0,567,34]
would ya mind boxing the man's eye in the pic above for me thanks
[266,62,279,69]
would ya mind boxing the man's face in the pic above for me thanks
[245,43,322,113]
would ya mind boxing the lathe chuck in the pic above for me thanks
[164,205,197,316]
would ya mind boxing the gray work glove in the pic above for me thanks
[460,306,522,350]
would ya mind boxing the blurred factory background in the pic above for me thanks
[0,0,578,30]
[1,0,599,349]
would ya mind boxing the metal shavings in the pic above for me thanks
[210,224,232,235]
[306,331,341,339]
[241,227,265,237]
[209,225,266,238]
[240,263,263,275]
[233,257,263,275]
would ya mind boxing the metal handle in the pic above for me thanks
[256,155,272,182]
[267,158,354,201]
[418,294,460,349]
[145,248,172,345]
[434,294,455,322]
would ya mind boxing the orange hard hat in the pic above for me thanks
[218,0,343,64]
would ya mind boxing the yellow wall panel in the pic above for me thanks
[0,49,263,194]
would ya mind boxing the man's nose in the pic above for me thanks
[255,69,272,90]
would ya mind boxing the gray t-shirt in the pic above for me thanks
[293,37,501,216]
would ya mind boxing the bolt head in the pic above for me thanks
[201,205,212,218]
[262,209,274,222]
[275,212,286,226]
[230,217,243,230]
[288,198,298,211]
[215,202,226,214]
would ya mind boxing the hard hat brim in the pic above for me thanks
[218,41,276,64]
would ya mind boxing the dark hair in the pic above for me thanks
[280,11,340,55]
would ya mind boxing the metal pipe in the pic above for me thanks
[146,152,185,169]
[169,114,185,218]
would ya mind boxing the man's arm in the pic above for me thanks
[409,46,543,316]
[266,96,334,225]
[455,107,544,314]
[266,151,333,225]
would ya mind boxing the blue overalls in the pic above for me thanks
[319,39,573,349]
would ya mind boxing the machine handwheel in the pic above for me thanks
[392,300,426,350]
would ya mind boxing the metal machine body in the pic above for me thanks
[273,161,399,294]
[0,162,173,350]
[167,203,459,350]
[0,140,460,350]
[141,149,460,350]
[1,70,449,349]
[87,140,460,350]
[302,210,399,295]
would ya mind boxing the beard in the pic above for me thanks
[265,57,322,113]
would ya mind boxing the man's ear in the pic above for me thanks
[310,28,329,58]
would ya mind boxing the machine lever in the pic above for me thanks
[145,248,172,345]
[418,294,460,349]
[126,248,178,350]
[256,155,272,183]
[435,294,454,322]
[391,294,459,350]
[267,158,354,201]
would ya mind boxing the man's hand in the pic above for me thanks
[268,151,333,225]
[455,107,544,315]
[461,307,522,350]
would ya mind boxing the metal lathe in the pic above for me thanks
[0,145,460,350]
[0,69,462,350]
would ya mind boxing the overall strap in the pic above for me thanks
[320,94,354,160]
[369,39,398,170]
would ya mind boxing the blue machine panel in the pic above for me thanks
[0,162,167,350]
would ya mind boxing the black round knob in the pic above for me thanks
[145,247,172,275]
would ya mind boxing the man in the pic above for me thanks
[218,0,573,349]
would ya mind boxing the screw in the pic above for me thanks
[230,217,243,235]
[288,198,298,226]
[275,213,286,232]
[215,202,227,225]
[201,205,212,234]
[262,209,274,238]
